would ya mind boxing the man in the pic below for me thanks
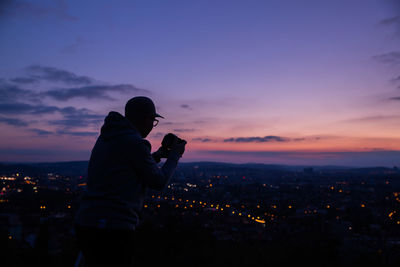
[74,96,186,267]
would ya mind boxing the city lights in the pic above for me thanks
[1,162,400,265]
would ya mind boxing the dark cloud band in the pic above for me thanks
[43,84,150,101]
[0,102,59,115]
[174,128,196,133]
[192,137,213,142]
[27,65,92,85]
[224,135,290,143]
[0,116,29,127]
[373,51,400,65]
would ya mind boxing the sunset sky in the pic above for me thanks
[0,0,400,166]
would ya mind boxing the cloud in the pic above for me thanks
[293,138,306,142]
[59,106,99,117]
[174,128,196,133]
[160,122,184,126]
[192,135,314,143]
[0,84,105,130]
[191,135,320,143]
[151,132,165,139]
[27,65,92,85]
[391,75,400,83]
[0,82,38,102]
[29,128,97,137]
[390,97,400,101]
[43,84,150,101]
[0,116,28,127]
[373,52,400,100]
[378,0,400,32]
[0,102,59,115]
[192,137,213,142]
[342,115,400,123]
[49,107,104,128]
[0,101,103,128]
[376,1,400,99]
[48,118,101,128]
[224,135,290,143]
[373,51,400,66]
[29,128,53,136]
[0,65,151,137]
[10,77,38,84]
[180,104,193,110]
[56,130,98,137]
[61,36,89,54]
[0,0,78,22]
[2,65,152,102]
[380,16,400,26]
[0,81,43,103]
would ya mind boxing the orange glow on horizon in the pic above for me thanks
[181,135,400,152]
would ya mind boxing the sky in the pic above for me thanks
[0,0,400,166]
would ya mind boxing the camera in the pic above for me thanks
[161,133,185,150]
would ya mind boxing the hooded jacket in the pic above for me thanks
[74,111,180,230]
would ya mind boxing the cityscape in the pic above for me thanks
[1,161,400,266]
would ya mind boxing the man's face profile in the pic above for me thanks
[141,115,155,138]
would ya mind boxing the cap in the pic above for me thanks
[125,96,164,120]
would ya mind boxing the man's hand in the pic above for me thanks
[152,147,170,163]
[156,146,170,158]
[171,137,187,156]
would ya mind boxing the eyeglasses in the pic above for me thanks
[153,119,159,127]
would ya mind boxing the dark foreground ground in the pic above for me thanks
[3,220,400,267]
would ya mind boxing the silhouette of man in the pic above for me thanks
[74,96,186,267]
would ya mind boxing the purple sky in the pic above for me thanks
[0,0,400,166]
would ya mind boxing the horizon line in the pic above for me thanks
[0,159,397,169]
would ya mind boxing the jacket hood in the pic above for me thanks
[100,111,139,140]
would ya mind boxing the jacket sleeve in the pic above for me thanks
[130,139,181,190]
